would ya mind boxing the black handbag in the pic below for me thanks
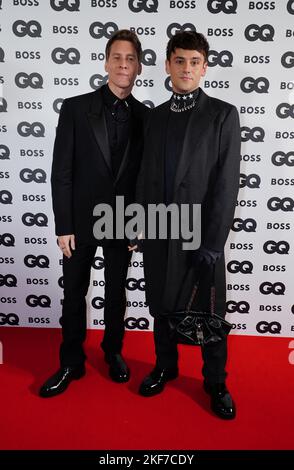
[166,282,232,347]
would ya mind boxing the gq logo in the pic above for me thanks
[91,296,105,309]
[0,191,12,205]
[287,0,294,14]
[52,48,80,64]
[0,233,15,247]
[244,24,274,41]
[259,282,285,295]
[26,294,51,307]
[126,278,145,291]
[0,145,10,160]
[239,173,261,189]
[89,22,118,39]
[128,0,158,13]
[58,276,64,288]
[256,321,281,334]
[207,0,237,14]
[0,98,7,112]
[208,50,233,67]
[125,317,149,330]
[276,103,294,119]
[17,122,45,138]
[167,23,196,38]
[24,255,50,268]
[15,72,43,89]
[50,0,80,11]
[241,126,264,142]
[22,212,48,227]
[226,301,250,313]
[53,98,64,114]
[272,151,294,167]
[92,256,104,270]
[267,197,294,212]
[227,260,253,274]
[12,20,42,38]
[240,77,269,93]
[0,313,19,326]
[142,49,156,66]
[165,76,173,92]
[263,241,290,255]
[90,74,108,90]
[0,47,4,62]
[231,218,257,232]
[19,168,46,183]
[281,51,294,68]
[0,274,17,287]
[142,100,155,108]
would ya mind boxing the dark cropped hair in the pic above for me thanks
[105,29,142,62]
[166,31,209,63]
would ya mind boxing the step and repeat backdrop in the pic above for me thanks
[0,0,293,338]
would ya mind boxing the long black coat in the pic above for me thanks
[51,87,147,246]
[137,89,241,317]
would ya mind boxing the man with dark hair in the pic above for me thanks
[134,31,241,419]
[40,30,147,398]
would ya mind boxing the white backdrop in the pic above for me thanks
[0,0,294,339]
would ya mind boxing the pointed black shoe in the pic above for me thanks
[39,365,85,398]
[139,367,178,397]
[204,381,236,420]
[104,353,130,383]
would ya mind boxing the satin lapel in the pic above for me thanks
[87,89,112,176]
[173,90,213,196]
[115,131,131,184]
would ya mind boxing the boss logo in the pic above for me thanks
[17,122,45,138]
[0,145,10,160]
[240,76,269,93]
[89,74,108,90]
[0,233,15,247]
[12,20,42,38]
[0,98,7,112]
[89,21,118,39]
[141,49,156,66]
[256,321,281,334]
[53,98,64,114]
[263,241,290,254]
[22,212,48,227]
[15,72,43,89]
[0,191,13,205]
[207,0,237,14]
[276,103,294,119]
[24,254,49,268]
[91,296,105,309]
[0,47,5,62]
[58,276,64,288]
[239,173,261,189]
[241,126,265,142]
[227,260,253,274]
[92,256,104,270]
[142,100,155,108]
[19,168,46,183]
[26,294,51,307]
[244,24,274,41]
[125,317,149,330]
[51,47,80,64]
[271,151,294,166]
[126,278,145,291]
[50,0,80,11]
[267,197,294,212]
[231,218,257,232]
[226,300,250,313]
[0,274,17,287]
[281,51,294,68]
[208,50,233,67]
[0,313,19,326]
[287,0,294,14]
[128,0,158,13]
[259,282,285,295]
[166,22,196,38]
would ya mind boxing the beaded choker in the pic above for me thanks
[170,89,199,113]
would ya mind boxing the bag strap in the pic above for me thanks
[186,264,216,314]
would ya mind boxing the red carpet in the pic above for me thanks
[0,327,293,450]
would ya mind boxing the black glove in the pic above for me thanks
[129,237,144,253]
[192,245,222,269]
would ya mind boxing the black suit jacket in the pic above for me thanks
[51,87,147,246]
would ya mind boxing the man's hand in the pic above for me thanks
[193,245,222,271]
[58,234,75,258]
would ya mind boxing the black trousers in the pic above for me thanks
[59,242,131,366]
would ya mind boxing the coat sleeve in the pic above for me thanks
[203,106,241,252]
[51,99,74,236]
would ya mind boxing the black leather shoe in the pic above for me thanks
[104,353,130,383]
[139,366,178,397]
[204,381,236,420]
[39,365,85,398]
